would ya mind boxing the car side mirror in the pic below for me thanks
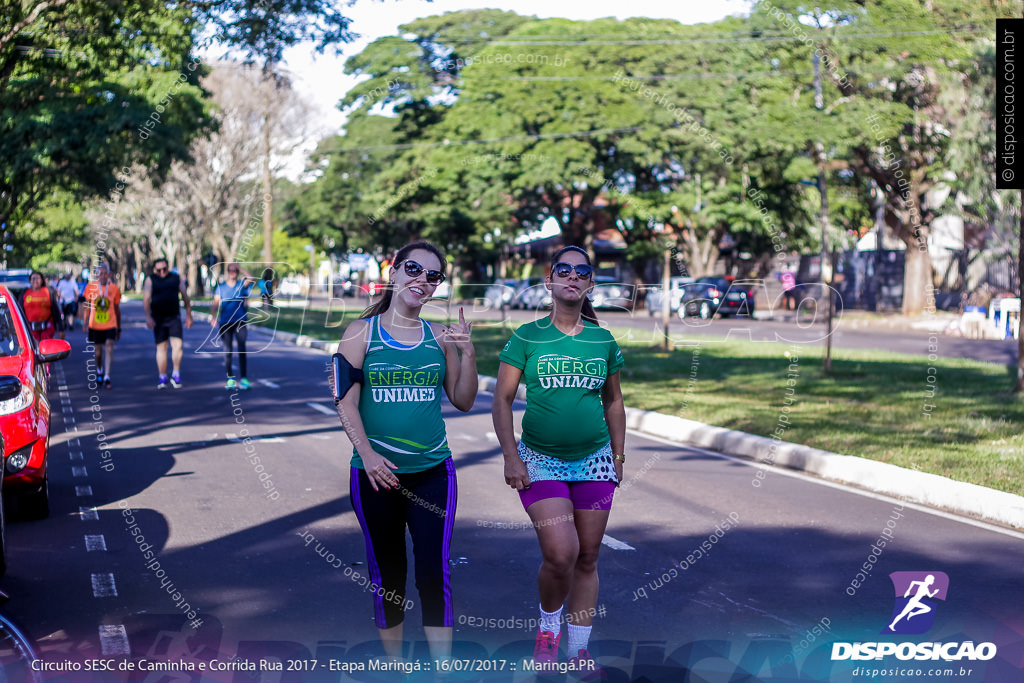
[37,338,71,364]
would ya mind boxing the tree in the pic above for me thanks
[754,0,1016,315]
[0,0,357,262]
[87,63,314,293]
[0,0,210,253]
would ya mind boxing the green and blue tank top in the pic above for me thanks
[351,315,450,473]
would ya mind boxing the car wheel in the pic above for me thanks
[20,476,49,520]
[720,313,732,318]
[699,302,711,320]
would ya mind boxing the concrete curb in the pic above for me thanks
[244,318,1024,531]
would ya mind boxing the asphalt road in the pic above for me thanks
[5,301,1023,683]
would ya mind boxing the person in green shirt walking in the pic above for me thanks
[492,245,626,680]
[333,241,477,668]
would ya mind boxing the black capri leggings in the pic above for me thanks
[218,321,247,378]
[349,459,457,629]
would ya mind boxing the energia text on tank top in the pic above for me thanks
[352,315,450,473]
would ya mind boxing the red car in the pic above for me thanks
[0,285,71,525]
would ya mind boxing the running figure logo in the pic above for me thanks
[883,571,949,635]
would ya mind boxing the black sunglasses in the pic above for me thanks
[551,262,593,279]
[403,260,446,285]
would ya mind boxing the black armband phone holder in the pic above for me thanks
[332,353,364,404]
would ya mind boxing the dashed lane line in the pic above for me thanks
[91,573,118,597]
[306,402,336,416]
[99,625,130,656]
[84,535,107,552]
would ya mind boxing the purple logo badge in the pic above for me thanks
[883,571,950,635]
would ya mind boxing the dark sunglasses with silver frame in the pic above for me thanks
[551,262,594,279]
[402,260,446,285]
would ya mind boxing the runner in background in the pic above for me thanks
[20,271,64,342]
[211,263,255,390]
[82,263,121,389]
[143,258,194,389]
[55,272,79,337]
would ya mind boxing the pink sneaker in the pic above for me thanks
[568,648,607,681]
[533,629,560,670]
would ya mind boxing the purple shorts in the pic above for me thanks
[519,480,616,511]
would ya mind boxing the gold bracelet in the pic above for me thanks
[612,454,625,463]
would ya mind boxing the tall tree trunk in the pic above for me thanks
[132,242,147,292]
[901,244,935,316]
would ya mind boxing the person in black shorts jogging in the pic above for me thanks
[143,258,194,389]
[333,241,477,667]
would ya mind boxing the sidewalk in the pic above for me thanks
[253,322,1024,532]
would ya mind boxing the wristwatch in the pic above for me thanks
[612,453,626,463]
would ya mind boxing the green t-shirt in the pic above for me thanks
[352,316,450,473]
[499,319,624,460]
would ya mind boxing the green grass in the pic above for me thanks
[264,306,1024,497]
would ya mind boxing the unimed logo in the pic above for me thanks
[884,571,949,635]
[831,570,998,663]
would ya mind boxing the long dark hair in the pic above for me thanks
[551,245,599,325]
[360,241,448,319]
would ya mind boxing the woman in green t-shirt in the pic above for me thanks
[492,245,626,678]
[333,241,478,666]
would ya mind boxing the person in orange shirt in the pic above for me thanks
[20,271,64,342]
[82,263,122,389]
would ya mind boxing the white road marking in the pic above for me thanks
[79,506,99,521]
[99,625,130,656]
[76,485,93,496]
[91,573,118,597]
[72,466,88,477]
[258,379,280,389]
[225,433,285,444]
[85,534,107,552]
[601,534,635,551]
[306,402,336,416]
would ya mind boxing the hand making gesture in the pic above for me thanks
[440,307,473,353]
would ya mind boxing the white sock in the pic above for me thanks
[539,604,563,634]
[567,624,592,656]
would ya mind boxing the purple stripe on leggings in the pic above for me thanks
[350,466,387,628]
[442,458,457,626]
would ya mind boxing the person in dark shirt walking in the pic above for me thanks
[143,258,194,389]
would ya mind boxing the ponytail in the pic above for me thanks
[581,298,599,325]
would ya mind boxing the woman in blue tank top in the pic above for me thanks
[333,241,477,667]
